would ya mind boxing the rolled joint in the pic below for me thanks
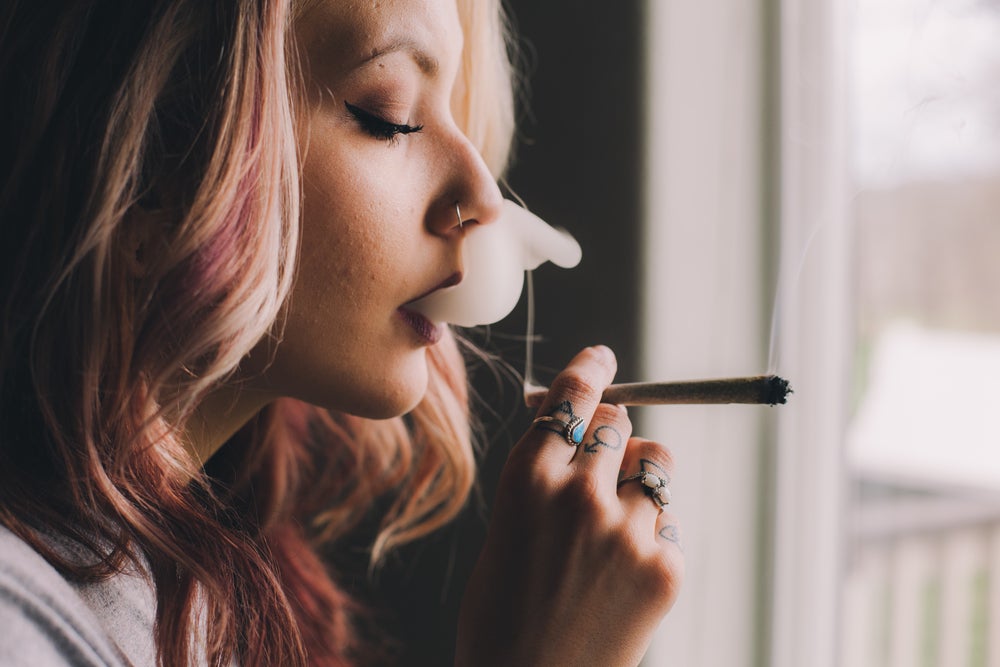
[524,374,792,408]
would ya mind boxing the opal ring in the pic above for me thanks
[618,471,672,508]
[532,414,586,446]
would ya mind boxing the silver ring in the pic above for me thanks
[618,471,671,507]
[455,202,463,229]
[532,414,586,446]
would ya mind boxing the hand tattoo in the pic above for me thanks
[583,424,623,453]
[536,400,578,437]
[658,524,683,550]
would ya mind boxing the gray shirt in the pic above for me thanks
[0,524,158,666]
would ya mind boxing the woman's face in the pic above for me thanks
[249,0,502,418]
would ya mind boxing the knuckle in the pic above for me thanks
[554,474,605,516]
[592,402,630,428]
[522,466,560,500]
[500,455,558,502]
[606,524,645,563]
[629,438,676,475]
[550,370,602,404]
[639,554,683,603]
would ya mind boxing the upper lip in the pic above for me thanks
[404,271,462,305]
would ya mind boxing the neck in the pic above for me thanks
[184,383,275,464]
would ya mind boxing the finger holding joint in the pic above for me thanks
[532,346,617,421]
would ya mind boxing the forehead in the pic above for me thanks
[296,0,462,77]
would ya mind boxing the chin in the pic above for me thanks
[353,390,425,419]
[335,363,429,420]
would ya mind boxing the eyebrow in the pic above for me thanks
[356,37,439,76]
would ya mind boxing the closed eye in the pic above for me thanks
[345,101,423,142]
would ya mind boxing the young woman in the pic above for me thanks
[0,0,684,665]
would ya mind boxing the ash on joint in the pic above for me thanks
[765,375,792,405]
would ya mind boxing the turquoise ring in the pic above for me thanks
[532,414,587,446]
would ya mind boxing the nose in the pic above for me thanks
[428,131,504,237]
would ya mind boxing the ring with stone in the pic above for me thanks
[617,471,672,508]
[531,414,587,446]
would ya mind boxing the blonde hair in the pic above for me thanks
[454,0,517,175]
[0,0,517,665]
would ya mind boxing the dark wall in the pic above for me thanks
[354,2,646,663]
[503,0,645,383]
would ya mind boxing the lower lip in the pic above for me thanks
[397,308,444,345]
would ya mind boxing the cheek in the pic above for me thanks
[298,143,413,285]
[253,131,432,416]
[297,162,381,301]
[294,201,413,328]
[298,214,371,300]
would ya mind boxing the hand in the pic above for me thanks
[456,346,684,667]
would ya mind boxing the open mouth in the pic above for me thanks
[397,272,461,344]
[406,271,463,305]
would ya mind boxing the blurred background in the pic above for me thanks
[356,0,1000,665]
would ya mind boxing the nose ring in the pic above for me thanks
[455,203,463,229]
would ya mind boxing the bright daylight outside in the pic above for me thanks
[842,0,1000,665]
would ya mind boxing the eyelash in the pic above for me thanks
[344,101,423,142]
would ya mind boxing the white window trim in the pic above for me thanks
[769,0,851,663]
[640,1,768,664]
[640,0,851,665]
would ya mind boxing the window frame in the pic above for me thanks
[639,0,852,664]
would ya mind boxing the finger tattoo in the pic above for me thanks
[583,424,623,453]
[658,524,683,550]
[536,400,578,437]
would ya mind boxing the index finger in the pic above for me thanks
[521,345,618,464]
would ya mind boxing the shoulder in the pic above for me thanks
[0,525,132,667]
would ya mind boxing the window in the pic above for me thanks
[843,1,1000,665]
[642,0,1000,665]
[642,0,843,664]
